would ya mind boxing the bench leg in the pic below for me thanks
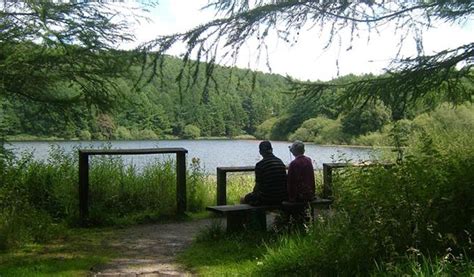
[227,211,246,232]
[312,204,332,221]
[226,210,267,232]
[249,210,267,231]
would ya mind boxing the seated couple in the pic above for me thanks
[241,140,315,206]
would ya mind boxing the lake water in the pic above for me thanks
[5,140,378,173]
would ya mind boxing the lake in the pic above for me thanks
[5,140,378,173]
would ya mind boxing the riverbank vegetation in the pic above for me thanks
[1,118,472,275]
[178,117,474,276]
[0,146,255,250]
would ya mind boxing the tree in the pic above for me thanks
[183,124,201,139]
[341,102,390,136]
[0,1,143,108]
[143,0,473,113]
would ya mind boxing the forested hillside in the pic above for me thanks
[2,55,291,140]
[2,52,472,145]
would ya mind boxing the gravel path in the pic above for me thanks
[91,218,219,276]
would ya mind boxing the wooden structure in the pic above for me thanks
[78,148,187,224]
[216,166,254,205]
[207,198,333,232]
[322,162,351,199]
[210,162,391,232]
[216,163,349,205]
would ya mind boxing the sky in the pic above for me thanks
[122,0,473,82]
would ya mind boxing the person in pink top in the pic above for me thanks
[282,140,316,227]
[287,140,315,202]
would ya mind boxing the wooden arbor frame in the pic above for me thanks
[78,148,187,224]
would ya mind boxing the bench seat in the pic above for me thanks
[206,198,333,232]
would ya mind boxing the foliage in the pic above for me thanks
[183,124,201,139]
[180,118,474,276]
[289,116,346,145]
[341,103,390,136]
[2,55,290,140]
[0,1,141,108]
[254,117,278,140]
[0,227,119,276]
[352,130,390,146]
[372,252,474,276]
[178,226,274,276]
[143,0,473,115]
[0,146,212,249]
[186,158,213,212]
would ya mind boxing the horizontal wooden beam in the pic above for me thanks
[217,166,255,172]
[79,148,188,155]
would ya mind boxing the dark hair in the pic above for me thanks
[259,140,273,153]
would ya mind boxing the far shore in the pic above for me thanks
[4,136,392,149]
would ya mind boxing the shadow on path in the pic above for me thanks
[91,218,219,276]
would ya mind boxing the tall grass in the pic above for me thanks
[0,146,215,250]
[251,124,474,275]
[180,118,474,276]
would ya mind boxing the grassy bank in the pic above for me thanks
[178,124,474,275]
[0,144,262,251]
[0,227,119,276]
[1,112,473,275]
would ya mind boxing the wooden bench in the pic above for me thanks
[206,198,333,232]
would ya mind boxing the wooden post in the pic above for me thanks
[216,168,227,205]
[176,151,187,215]
[322,163,332,199]
[78,151,89,225]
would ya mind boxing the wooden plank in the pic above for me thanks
[79,148,188,155]
[310,198,333,205]
[207,199,332,214]
[216,166,255,172]
[206,204,280,213]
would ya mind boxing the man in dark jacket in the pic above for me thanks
[241,140,288,205]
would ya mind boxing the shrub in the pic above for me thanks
[138,129,158,140]
[78,130,92,140]
[289,127,311,142]
[254,123,473,275]
[289,117,346,144]
[233,134,256,140]
[183,124,201,139]
[254,117,278,140]
[115,126,132,140]
[341,103,390,136]
[353,131,389,146]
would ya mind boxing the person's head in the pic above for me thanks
[289,140,305,156]
[259,140,273,156]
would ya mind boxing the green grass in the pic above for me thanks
[0,227,119,276]
[178,125,474,276]
[178,215,474,276]
[177,223,273,276]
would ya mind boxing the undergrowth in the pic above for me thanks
[0,145,235,250]
[179,123,474,276]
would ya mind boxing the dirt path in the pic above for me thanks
[91,218,219,276]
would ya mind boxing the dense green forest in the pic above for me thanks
[2,53,472,145]
[1,55,290,141]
